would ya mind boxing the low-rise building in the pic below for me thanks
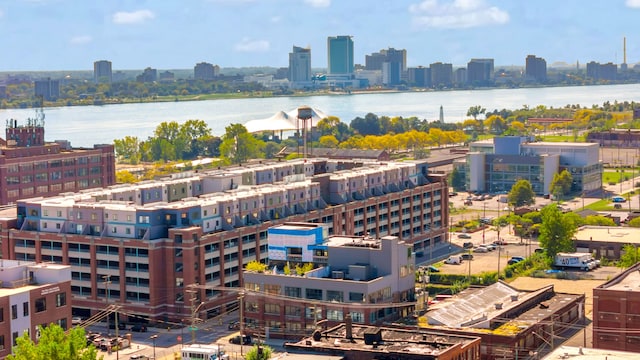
[0,260,72,358]
[286,322,481,360]
[243,223,416,338]
[455,137,602,194]
[572,226,640,259]
[593,262,640,352]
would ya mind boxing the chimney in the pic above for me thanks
[345,313,353,340]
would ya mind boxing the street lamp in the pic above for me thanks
[150,334,158,360]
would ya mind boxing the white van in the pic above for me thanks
[444,256,462,265]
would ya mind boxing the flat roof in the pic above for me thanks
[542,346,640,360]
[597,263,640,292]
[574,226,640,244]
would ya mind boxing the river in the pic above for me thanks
[1,83,640,148]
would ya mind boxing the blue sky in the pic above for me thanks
[2,0,640,71]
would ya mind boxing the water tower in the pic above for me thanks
[297,105,313,158]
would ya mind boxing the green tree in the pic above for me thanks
[483,115,507,134]
[550,169,573,198]
[245,344,273,360]
[113,136,141,164]
[8,324,101,360]
[507,179,535,208]
[448,167,465,191]
[467,105,486,120]
[538,204,577,258]
[619,244,640,268]
[583,215,616,226]
[219,124,264,165]
[627,217,640,228]
[316,116,341,137]
[318,135,339,148]
[179,119,212,159]
[116,170,138,184]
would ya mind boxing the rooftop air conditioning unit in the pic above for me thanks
[331,271,344,279]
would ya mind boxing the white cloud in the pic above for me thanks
[112,9,155,24]
[409,0,509,29]
[234,38,270,52]
[70,35,92,45]
[304,0,331,8]
[626,0,640,8]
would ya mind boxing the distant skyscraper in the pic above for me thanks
[136,67,158,83]
[430,62,453,88]
[366,48,406,86]
[407,66,430,87]
[194,62,219,80]
[93,60,112,84]
[34,78,60,101]
[525,55,547,82]
[466,58,494,85]
[289,46,312,83]
[327,35,354,76]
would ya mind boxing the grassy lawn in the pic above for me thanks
[540,134,586,142]
[603,170,636,184]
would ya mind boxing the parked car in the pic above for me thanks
[534,248,546,254]
[485,244,497,251]
[109,322,126,330]
[72,317,83,326]
[493,239,508,245]
[464,200,473,206]
[473,246,488,253]
[130,324,148,332]
[508,256,525,265]
[612,196,626,203]
[457,233,472,239]
[229,335,252,345]
[462,242,474,249]
[130,355,150,360]
[228,321,240,330]
[461,253,474,260]
[427,265,440,273]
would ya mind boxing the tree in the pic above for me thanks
[113,136,141,164]
[627,217,640,228]
[116,170,138,184]
[619,244,640,268]
[583,215,616,226]
[538,204,577,258]
[483,115,507,134]
[179,119,212,159]
[219,124,264,165]
[449,168,465,191]
[550,169,573,199]
[245,344,273,360]
[316,116,342,137]
[350,113,381,135]
[318,135,339,148]
[467,105,486,120]
[8,324,101,360]
[507,179,535,208]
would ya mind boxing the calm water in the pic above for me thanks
[2,83,640,147]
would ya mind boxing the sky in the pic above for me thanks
[2,0,640,71]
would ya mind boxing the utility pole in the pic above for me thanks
[186,284,204,345]
[103,275,111,336]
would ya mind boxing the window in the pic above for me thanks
[305,288,322,300]
[56,293,66,307]
[23,302,28,316]
[35,298,46,313]
[349,292,365,302]
[11,305,17,320]
[264,304,280,315]
[0,307,3,322]
[327,309,343,321]
[284,286,301,298]
[327,290,344,302]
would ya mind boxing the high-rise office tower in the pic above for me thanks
[525,55,547,82]
[466,58,494,85]
[93,60,113,84]
[289,46,312,82]
[194,62,220,80]
[327,35,354,76]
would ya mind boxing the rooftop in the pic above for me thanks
[596,262,640,292]
[574,226,640,244]
[542,346,640,360]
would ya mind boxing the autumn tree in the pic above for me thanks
[538,204,577,258]
[507,179,535,208]
[113,136,141,164]
[8,324,101,360]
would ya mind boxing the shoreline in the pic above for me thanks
[4,82,638,111]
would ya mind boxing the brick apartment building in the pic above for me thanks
[593,262,640,352]
[0,158,449,327]
[0,113,115,205]
[0,260,72,359]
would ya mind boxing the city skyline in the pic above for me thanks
[2,1,640,71]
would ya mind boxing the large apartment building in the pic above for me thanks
[0,114,115,206]
[0,158,448,326]
[0,260,72,359]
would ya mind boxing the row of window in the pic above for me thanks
[0,293,66,323]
